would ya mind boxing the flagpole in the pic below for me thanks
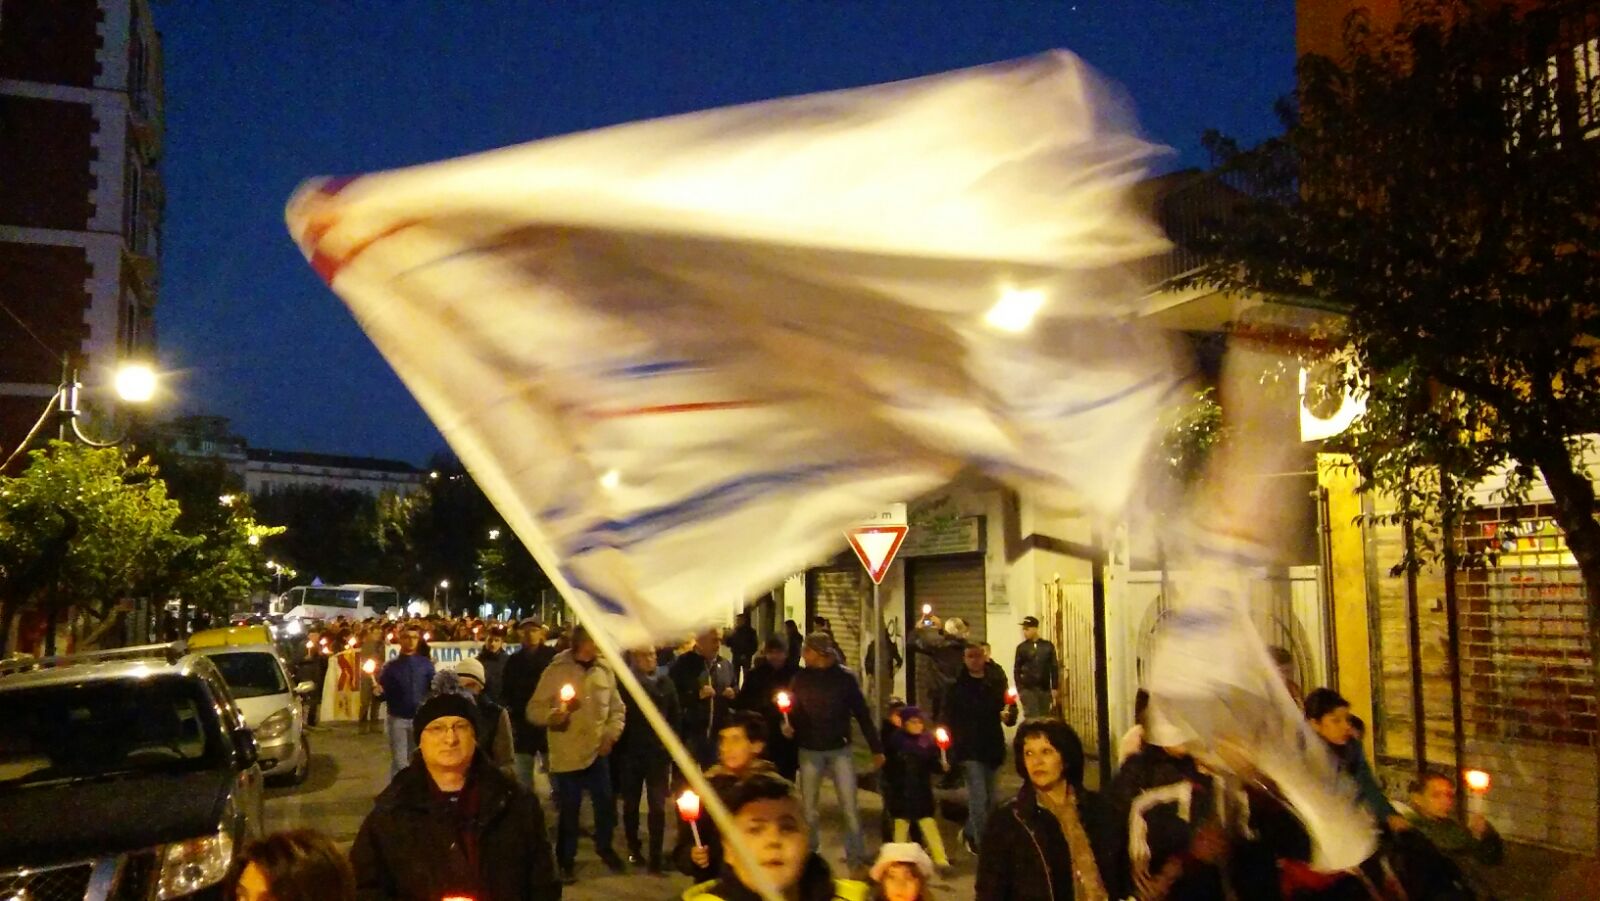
[472,479,785,901]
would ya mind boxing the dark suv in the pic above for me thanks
[0,645,266,900]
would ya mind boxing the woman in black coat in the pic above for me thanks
[977,719,1116,901]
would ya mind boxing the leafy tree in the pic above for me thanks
[0,442,278,656]
[251,485,381,585]
[1185,1,1600,612]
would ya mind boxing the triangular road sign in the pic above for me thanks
[845,525,908,584]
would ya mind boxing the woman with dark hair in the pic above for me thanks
[227,830,354,901]
[976,718,1114,901]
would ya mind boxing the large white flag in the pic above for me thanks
[285,52,1183,644]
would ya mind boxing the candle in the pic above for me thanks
[677,790,704,847]
[423,631,432,641]
[559,683,576,708]
[362,658,377,675]
[776,690,792,727]
[1006,686,1019,706]
[934,726,951,768]
[1464,768,1491,818]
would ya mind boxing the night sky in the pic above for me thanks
[155,1,1295,466]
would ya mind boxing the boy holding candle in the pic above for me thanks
[682,772,868,901]
[674,710,776,882]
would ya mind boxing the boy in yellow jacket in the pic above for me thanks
[683,772,867,901]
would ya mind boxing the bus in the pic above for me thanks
[281,584,400,622]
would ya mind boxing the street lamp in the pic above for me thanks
[54,358,160,447]
[434,579,450,614]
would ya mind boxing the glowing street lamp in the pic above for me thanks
[113,362,157,403]
[433,579,451,613]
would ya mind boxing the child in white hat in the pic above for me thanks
[869,843,934,901]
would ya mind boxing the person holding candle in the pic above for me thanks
[734,636,800,780]
[681,772,869,901]
[1404,772,1503,897]
[674,710,777,882]
[785,632,885,875]
[671,627,741,768]
[941,642,1016,856]
[528,624,628,883]
[885,707,950,870]
[374,624,435,781]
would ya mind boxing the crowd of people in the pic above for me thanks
[243,612,1506,901]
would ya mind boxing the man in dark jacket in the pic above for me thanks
[942,642,1016,854]
[909,616,966,720]
[782,633,884,873]
[726,612,759,683]
[374,625,435,781]
[350,693,561,901]
[669,627,739,767]
[616,647,681,872]
[476,627,511,704]
[732,636,800,780]
[501,618,555,789]
[1012,616,1060,720]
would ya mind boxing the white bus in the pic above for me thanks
[282,583,400,622]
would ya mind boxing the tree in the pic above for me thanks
[251,484,381,585]
[1185,2,1600,617]
[0,442,279,656]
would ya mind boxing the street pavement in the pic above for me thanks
[267,722,991,900]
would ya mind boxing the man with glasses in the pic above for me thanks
[352,693,560,899]
[373,625,435,779]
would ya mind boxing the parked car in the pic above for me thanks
[0,644,265,899]
[189,632,313,786]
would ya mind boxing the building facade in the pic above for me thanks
[150,414,426,498]
[0,0,162,456]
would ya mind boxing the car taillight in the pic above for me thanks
[158,830,233,899]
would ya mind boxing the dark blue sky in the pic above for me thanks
[156,1,1295,465]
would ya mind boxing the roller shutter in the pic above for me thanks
[907,555,987,644]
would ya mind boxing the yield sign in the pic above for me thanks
[846,525,908,584]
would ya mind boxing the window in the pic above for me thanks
[0,678,224,789]
[208,652,288,700]
[1576,37,1600,139]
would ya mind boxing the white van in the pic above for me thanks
[282,583,399,622]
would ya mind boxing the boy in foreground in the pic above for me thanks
[676,710,776,881]
[682,772,868,901]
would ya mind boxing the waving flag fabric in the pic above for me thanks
[286,52,1183,644]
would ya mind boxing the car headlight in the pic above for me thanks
[256,708,292,742]
[159,831,233,899]
[284,619,303,637]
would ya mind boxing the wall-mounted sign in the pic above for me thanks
[900,516,984,558]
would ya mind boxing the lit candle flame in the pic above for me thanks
[934,726,951,749]
[921,604,932,615]
[1006,687,1019,705]
[676,789,701,822]
[559,683,576,703]
[1464,769,1491,793]
[362,658,377,675]
[775,690,792,712]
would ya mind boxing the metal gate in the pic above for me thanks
[1040,575,1098,745]
[1455,502,1597,851]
